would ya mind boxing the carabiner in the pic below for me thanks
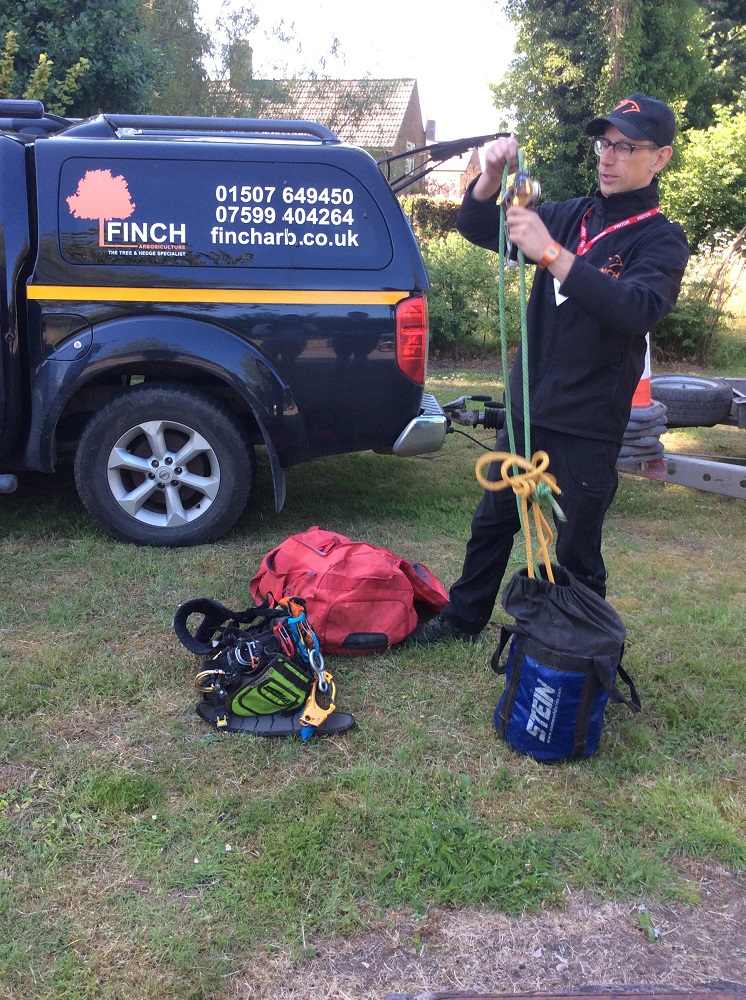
[195,668,225,693]
[272,621,295,657]
[288,613,321,662]
[308,647,328,692]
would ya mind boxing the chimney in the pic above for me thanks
[229,40,253,92]
[426,119,436,142]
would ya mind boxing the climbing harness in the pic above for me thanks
[175,595,352,739]
[482,150,565,583]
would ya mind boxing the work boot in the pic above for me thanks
[408,611,481,645]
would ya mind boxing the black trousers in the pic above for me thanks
[444,422,621,634]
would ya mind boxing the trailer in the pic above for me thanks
[619,375,746,499]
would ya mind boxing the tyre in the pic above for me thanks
[74,384,255,546]
[649,374,733,428]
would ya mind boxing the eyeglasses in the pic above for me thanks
[592,137,659,160]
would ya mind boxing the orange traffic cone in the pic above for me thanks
[631,335,652,408]
[619,334,667,469]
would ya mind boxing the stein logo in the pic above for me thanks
[526,677,558,743]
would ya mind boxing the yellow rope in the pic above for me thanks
[475,450,562,583]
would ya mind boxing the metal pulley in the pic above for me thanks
[501,168,541,211]
[501,169,542,264]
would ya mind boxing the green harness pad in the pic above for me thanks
[228,655,315,716]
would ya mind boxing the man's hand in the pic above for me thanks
[505,206,552,261]
[506,206,574,282]
[472,136,520,201]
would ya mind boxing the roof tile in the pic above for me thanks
[252,78,419,147]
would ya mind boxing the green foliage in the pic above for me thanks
[651,238,743,362]
[495,0,608,200]
[602,1,706,104]
[50,54,91,115]
[661,108,746,251]
[400,195,461,242]
[422,232,525,359]
[637,906,661,941]
[141,0,211,115]
[0,29,89,113]
[495,0,708,201]
[652,279,725,362]
[0,0,158,116]
[21,51,53,102]
[685,0,746,129]
[0,29,16,96]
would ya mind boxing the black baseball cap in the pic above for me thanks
[585,93,676,147]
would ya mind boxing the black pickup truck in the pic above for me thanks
[0,99,446,545]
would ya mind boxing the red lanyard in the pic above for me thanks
[576,206,660,257]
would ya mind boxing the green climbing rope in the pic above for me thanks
[493,150,563,580]
[497,151,532,527]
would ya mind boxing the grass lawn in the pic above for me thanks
[1,334,745,998]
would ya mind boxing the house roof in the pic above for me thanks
[251,78,421,148]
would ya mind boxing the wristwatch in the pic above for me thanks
[539,242,561,269]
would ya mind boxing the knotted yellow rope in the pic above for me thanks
[475,450,563,583]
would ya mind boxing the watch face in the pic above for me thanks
[540,243,560,268]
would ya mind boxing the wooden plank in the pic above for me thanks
[385,986,746,1000]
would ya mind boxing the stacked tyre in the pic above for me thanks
[649,375,733,428]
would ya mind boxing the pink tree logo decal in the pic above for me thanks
[66,169,136,245]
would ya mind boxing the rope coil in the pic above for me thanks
[475,450,561,582]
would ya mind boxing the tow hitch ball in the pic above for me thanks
[443,395,505,433]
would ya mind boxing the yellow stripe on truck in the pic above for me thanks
[26,286,410,306]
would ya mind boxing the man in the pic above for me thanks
[413,93,689,644]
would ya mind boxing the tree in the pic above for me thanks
[600,0,706,99]
[141,0,212,115]
[494,0,708,200]
[685,0,746,128]
[66,168,137,244]
[492,0,608,199]
[0,28,89,113]
[661,108,746,250]
[0,0,158,116]
[201,2,347,119]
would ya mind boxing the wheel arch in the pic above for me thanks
[26,315,306,510]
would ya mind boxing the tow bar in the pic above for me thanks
[442,395,506,435]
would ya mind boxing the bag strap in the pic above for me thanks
[611,662,642,714]
[174,598,277,655]
[265,531,345,570]
[491,625,522,674]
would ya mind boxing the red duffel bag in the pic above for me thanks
[250,526,448,655]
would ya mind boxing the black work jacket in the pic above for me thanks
[456,179,690,443]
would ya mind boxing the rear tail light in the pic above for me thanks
[395,294,428,385]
